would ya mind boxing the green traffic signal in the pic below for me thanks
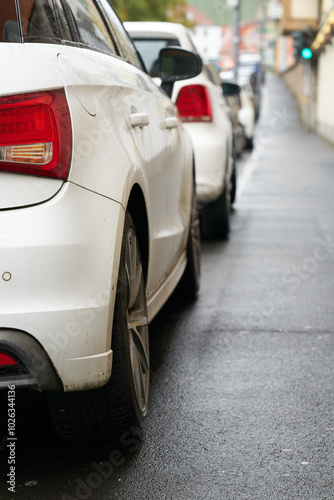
[292,29,316,60]
[301,48,313,60]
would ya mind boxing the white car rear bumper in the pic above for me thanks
[184,122,228,205]
[0,182,124,391]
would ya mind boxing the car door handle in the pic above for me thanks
[165,117,179,129]
[130,113,150,128]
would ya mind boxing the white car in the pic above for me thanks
[126,22,236,240]
[220,71,256,151]
[0,0,201,442]
[239,52,264,120]
[237,81,256,150]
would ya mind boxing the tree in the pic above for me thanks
[111,0,188,22]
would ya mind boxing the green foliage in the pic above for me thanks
[111,0,188,22]
[186,0,260,25]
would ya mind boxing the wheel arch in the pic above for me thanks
[126,184,149,284]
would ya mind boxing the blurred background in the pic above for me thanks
[114,0,334,145]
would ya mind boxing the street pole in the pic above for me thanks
[303,59,311,131]
[259,0,266,64]
[233,1,240,81]
[227,0,240,81]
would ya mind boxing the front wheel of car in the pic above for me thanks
[47,211,149,442]
[200,184,230,240]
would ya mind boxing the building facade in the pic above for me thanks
[277,0,334,143]
[186,5,224,63]
[312,1,334,142]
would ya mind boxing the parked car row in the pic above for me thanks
[220,51,265,151]
[0,3,256,444]
[238,51,265,121]
[126,21,242,240]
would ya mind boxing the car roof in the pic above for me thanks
[125,21,189,38]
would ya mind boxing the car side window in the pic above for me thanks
[17,0,61,43]
[64,0,117,54]
[132,38,180,76]
[0,0,20,42]
[97,0,145,70]
[52,0,74,42]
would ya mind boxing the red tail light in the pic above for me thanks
[0,352,19,367]
[176,85,212,122]
[0,90,72,179]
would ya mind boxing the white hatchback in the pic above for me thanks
[0,0,201,442]
[126,22,236,240]
[238,81,256,150]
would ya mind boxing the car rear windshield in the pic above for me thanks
[0,0,20,42]
[132,37,180,76]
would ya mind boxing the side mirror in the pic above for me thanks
[158,47,202,96]
[222,82,241,97]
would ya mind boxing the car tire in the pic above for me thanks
[47,211,150,442]
[200,184,230,240]
[235,127,245,159]
[180,179,201,298]
[246,137,254,150]
[230,164,237,206]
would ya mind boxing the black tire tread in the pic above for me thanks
[179,180,201,298]
[47,212,146,443]
[200,185,230,240]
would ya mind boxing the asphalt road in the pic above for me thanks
[1,73,334,500]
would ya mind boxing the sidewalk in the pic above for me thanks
[233,72,334,334]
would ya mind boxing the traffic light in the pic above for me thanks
[301,47,313,60]
[292,31,304,58]
[292,28,316,60]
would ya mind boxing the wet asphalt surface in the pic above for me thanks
[1,73,334,500]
